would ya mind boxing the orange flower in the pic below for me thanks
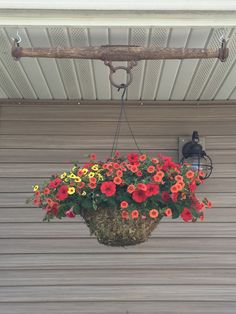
[116,170,123,177]
[77,169,84,177]
[88,182,96,189]
[151,158,159,164]
[186,170,195,179]
[207,200,213,208]
[121,210,129,219]
[102,164,108,169]
[139,154,147,161]
[153,175,162,183]
[156,171,165,179]
[149,209,159,218]
[131,165,138,173]
[165,208,172,217]
[46,198,54,205]
[127,184,135,193]
[136,170,142,177]
[43,187,50,195]
[131,210,139,219]
[175,175,183,182]
[120,201,128,209]
[178,181,185,189]
[147,166,155,173]
[170,184,179,193]
[113,176,122,185]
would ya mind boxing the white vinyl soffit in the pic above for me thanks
[0,0,236,11]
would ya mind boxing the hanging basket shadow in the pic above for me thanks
[80,207,160,246]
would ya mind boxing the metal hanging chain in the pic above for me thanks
[110,85,142,157]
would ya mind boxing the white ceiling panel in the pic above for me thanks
[88,28,110,100]
[26,27,67,99]
[69,28,96,100]
[0,26,235,101]
[48,27,82,100]
[200,29,236,100]
[170,28,211,100]
[156,28,190,100]
[127,28,149,100]
[141,28,169,100]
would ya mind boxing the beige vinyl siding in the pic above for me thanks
[0,100,235,313]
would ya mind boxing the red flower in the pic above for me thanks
[161,191,170,202]
[180,207,192,222]
[127,153,139,164]
[56,185,68,201]
[171,192,178,203]
[65,209,76,218]
[88,182,96,189]
[48,178,61,189]
[90,153,97,160]
[136,170,142,177]
[120,201,128,209]
[189,181,196,192]
[149,209,159,218]
[54,178,62,187]
[145,183,159,197]
[89,177,97,184]
[113,163,120,170]
[121,210,129,219]
[137,183,147,191]
[132,189,147,203]
[100,181,116,197]
[131,210,139,219]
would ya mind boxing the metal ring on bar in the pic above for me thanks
[109,65,133,89]
[104,60,138,89]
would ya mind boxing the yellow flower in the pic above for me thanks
[91,165,99,171]
[60,172,67,179]
[75,177,81,183]
[64,178,69,182]
[72,166,77,172]
[88,172,95,178]
[68,187,75,195]
[82,191,87,196]
[69,173,76,179]
[98,174,104,181]
[82,168,88,175]
[33,185,39,192]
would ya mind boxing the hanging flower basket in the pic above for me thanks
[31,152,212,247]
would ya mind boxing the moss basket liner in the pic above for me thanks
[80,207,160,247]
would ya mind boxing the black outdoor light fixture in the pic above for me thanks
[181,131,213,179]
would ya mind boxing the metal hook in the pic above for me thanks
[11,31,22,47]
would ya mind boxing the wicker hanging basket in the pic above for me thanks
[81,207,160,246]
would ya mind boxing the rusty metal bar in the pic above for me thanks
[12,45,229,62]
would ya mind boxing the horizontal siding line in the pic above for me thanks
[1,283,236,288]
[1,267,236,272]
[0,300,236,304]
[0,252,235,256]
[0,236,236,240]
